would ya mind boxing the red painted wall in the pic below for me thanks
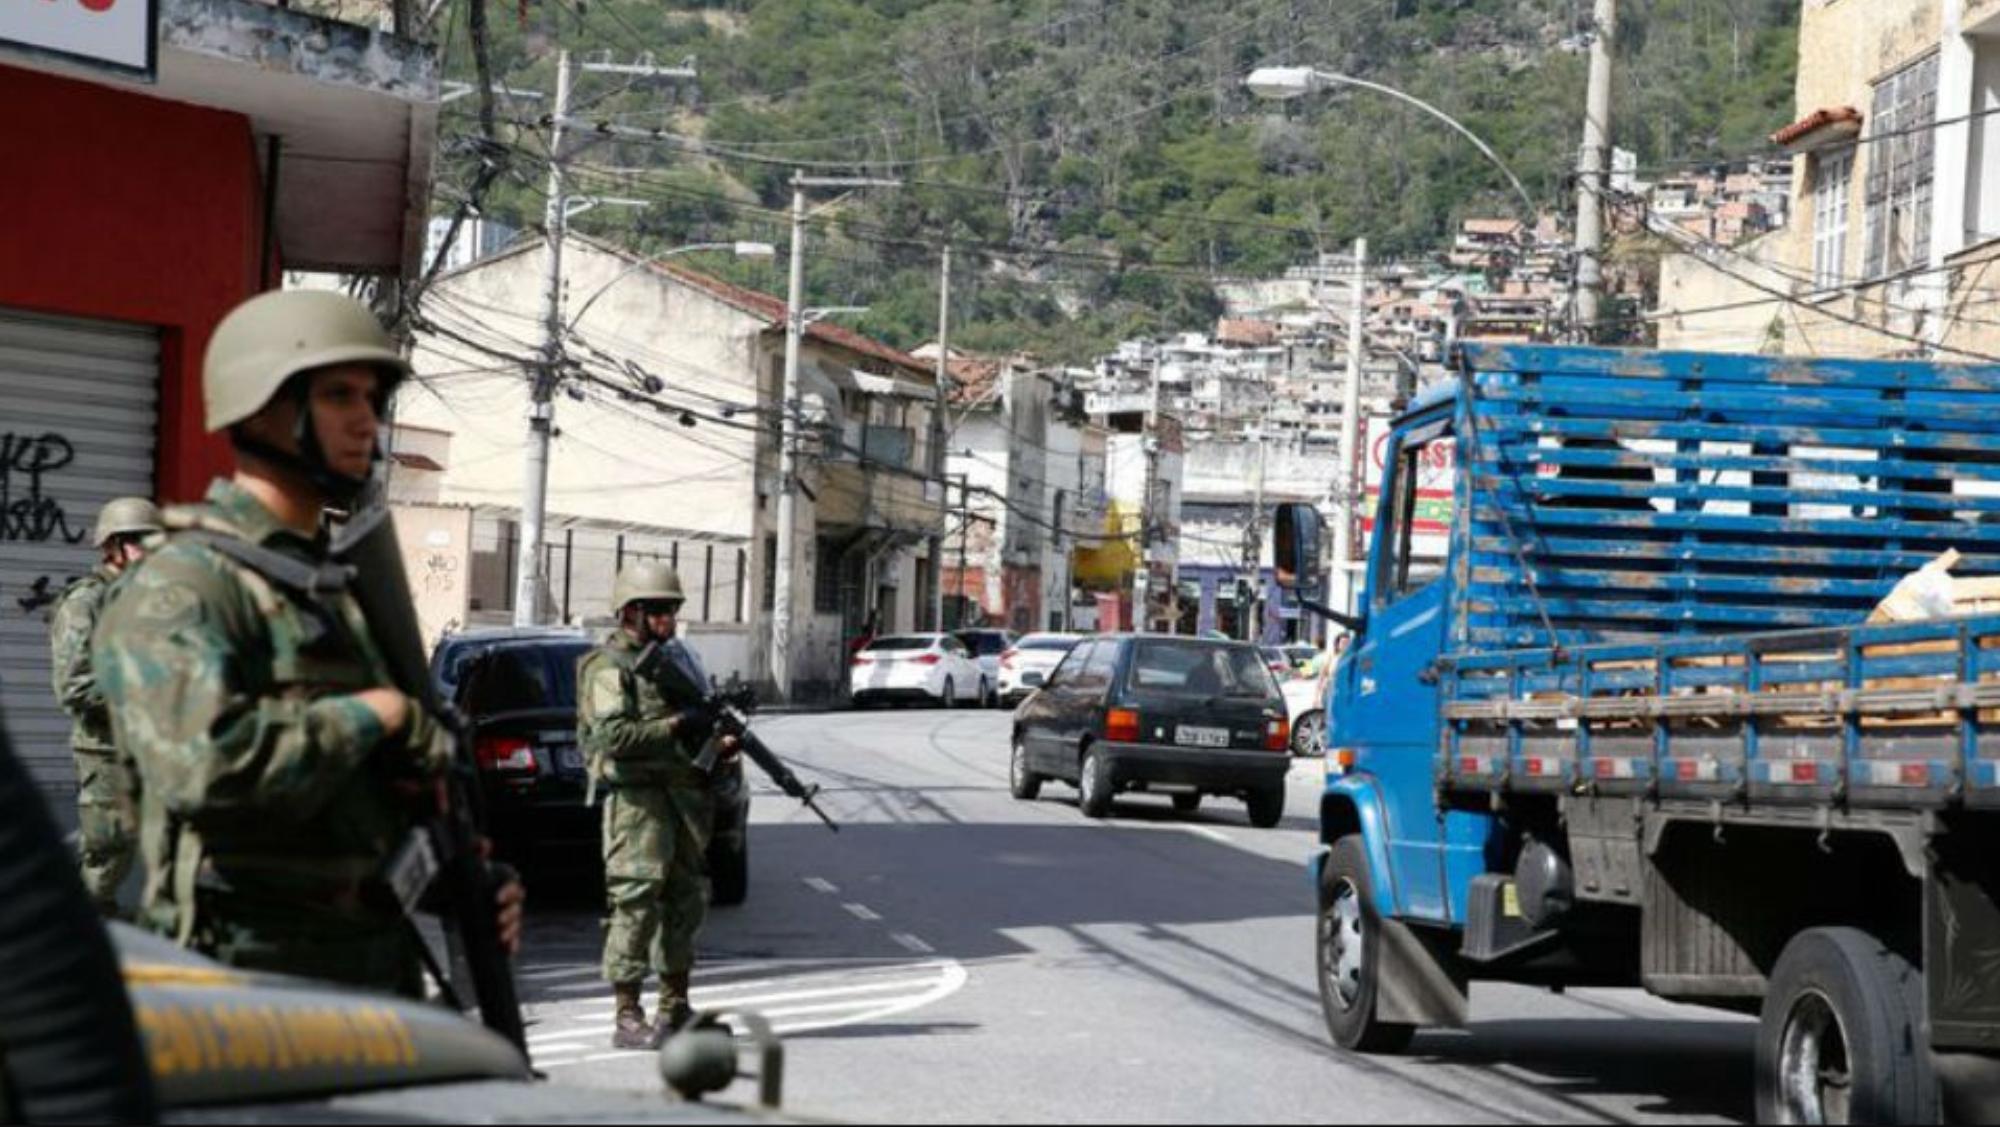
[0,64,262,501]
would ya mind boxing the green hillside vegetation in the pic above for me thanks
[429,0,1799,362]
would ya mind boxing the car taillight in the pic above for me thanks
[852,654,874,666]
[1000,649,1018,668]
[1104,708,1140,742]
[914,653,943,665]
[475,735,537,773]
[1263,718,1290,752]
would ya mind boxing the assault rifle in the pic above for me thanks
[330,505,527,1052]
[633,640,839,833]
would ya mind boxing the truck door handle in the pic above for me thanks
[1416,662,1440,686]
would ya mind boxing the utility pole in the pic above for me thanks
[1332,237,1367,620]
[1241,410,1268,642]
[516,51,696,626]
[929,244,951,632]
[515,47,573,627]
[771,172,901,700]
[1573,0,1615,337]
[1133,361,1163,633]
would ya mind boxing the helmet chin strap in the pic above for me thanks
[231,377,387,509]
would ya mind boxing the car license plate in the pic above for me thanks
[554,746,584,772]
[1175,725,1230,749]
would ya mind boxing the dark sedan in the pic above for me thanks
[1009,634,1292,827]
[433,627,751,905]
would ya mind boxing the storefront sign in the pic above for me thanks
[2,0,158,80]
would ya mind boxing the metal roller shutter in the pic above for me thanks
[0,308,159,798]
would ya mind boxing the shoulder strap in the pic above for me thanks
[170,526,353,599]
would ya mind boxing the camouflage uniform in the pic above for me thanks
[578,631,714,995]
[92,480,433,996]
[49,563,137,915]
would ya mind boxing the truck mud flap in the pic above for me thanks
[1376,918,1469,1029]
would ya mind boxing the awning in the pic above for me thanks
[1772,107,1862,154]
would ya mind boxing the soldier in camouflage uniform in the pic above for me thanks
[49,496,163,916]
[579,561,736,1049]
[92,290,524,995]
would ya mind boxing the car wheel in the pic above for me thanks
[981,677,997,708]
[707,835,748,908]
[940,677,955,709]
[1756,927,1937,1125]
[1292,711,1327,758]
[1078,748,1113,818]
[1172,792,1201,815]
[1009,739,1042,801]
[1318,836,1417,1054]
[1246,783,1286,829]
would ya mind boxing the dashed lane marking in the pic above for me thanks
[802,876,839,895]
[890,932,935,955]
[842,902,882,922]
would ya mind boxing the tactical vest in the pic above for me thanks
[577,638,707,793]
[135,506,401,943]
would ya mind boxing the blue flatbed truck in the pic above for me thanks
[1271,343,2000,1124]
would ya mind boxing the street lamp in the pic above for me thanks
[567,241,778,333]
[1244,66,1537,222]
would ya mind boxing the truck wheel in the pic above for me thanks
[707,835,748,907]
[1009,738,1043,801]
[1318,836,1416,1054]
[1078,748,1113,819]
[1756,927,1937,1126]
[1246,784,1286,829]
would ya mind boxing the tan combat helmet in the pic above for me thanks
[612,560,686,613]
[203,290,409,434]
[92,497,163,548]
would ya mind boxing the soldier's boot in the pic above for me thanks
[650,971,696,1048]
[611,981,656,1050]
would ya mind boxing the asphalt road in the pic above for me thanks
[515,707,1757,1124]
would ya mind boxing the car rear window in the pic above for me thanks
[1020,636,1077,651]
[455,643,591,714]
[1126,641,1279,701]
[959,632,1011,656]
[865,636,937,652]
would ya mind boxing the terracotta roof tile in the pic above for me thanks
[1772,106,1862,149]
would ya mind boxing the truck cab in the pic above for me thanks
[1275,344,2000,1123]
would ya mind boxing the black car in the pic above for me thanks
[432,626,751,905]
[1009,634,1292,827]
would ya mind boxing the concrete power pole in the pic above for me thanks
[1133,361,1163,633]
[1241,414,1268,642]
[770,173,900,700]
[929,244,951,632]
[516,51,696,626]
[515,47,573,627]
[1573,0,1615,337]
[1332,237,1367,619]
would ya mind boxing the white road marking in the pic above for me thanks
[529,957,970,1061]
[890,932,935,954]
[1180,825,1232,845]
[802,876,839,895]
[842,902,882,921]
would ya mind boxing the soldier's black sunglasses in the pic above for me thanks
[638,600,684,617]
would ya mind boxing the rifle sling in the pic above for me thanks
[180,531,356,599]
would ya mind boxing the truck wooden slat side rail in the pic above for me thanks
[1275,343,2000,1124]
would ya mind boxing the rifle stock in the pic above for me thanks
[330,505,527,1052]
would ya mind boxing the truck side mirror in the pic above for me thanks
[1273,504,1324,597]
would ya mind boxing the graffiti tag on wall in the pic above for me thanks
[0,433,86,545]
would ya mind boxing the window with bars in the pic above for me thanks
[1862,54,1938,279]
[1812,148,1854,288]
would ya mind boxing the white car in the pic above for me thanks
[851,633,989,709]
[996,632,1084,704]
[1283,660,1333,758]
[953,628,1018,707]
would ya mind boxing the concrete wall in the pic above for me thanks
[390,503,473,653]
[1655,231,1793,354]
